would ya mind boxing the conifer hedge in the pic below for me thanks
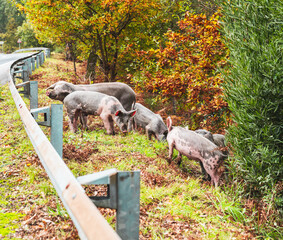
[221,0,283,210]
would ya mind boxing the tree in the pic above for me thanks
[0,0,25,52]
[20,0,159,82]
[16,20,42,48]
[221,0,283,219]
[134,11,230,132]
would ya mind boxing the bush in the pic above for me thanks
[221,0,283,209]
[134,11,230,132]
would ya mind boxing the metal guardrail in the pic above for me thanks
[13,47,51,58]
[0,49,141,239]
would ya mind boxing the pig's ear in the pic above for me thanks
[115,110,122,116]
[130,110,136,117]
[46,83,56,90]
[166,117,172,131]
[62,84,73,94]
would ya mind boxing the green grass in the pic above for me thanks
[0,212,23,238]
[1,54,281,239]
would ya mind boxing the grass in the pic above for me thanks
[0,53,281,239]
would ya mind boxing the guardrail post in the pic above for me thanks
[22,62,29,98]
[30,104,63,158]
[39,51,44,65]
[116,171,140,240]
[31,56,36,71]
[36,55,40,68]
[50,104,63,158]
[25,58,32,75]
[77,170,140,240]
[30,81,38,119]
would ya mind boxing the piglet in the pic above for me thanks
[166,117,227,187]
[63,91,136,134]
[129,103,168,141]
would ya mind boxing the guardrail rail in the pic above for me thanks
[0,49,140,240]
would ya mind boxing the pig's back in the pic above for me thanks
[63,91,109,111]
[134,103,156,124]
[171,127,218,151]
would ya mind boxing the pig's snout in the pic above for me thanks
[122,126,128,133]
[120,124,128,133]
[47,91,57,99]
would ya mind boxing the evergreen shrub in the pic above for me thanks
[221,0,283,209]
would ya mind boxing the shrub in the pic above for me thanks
[221,0,283,210]
[134,11,230,132]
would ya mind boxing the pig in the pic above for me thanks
[195,129,226,147]
[166,117,227,187]
[46,80,136,111]
[195,129,227,181]
[195,129,214,143]
[63,91,136,134]
[212,134,225,148]
[129,103,168,141]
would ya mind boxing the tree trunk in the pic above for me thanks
[65,42,72,61]
[110,37,119,81]
[85,50,98,83]
[65,42,77,74]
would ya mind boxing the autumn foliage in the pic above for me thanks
[18,0,159,81]
[135,11,230,132]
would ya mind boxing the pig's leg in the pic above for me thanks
[176,152,183,165]
[68,116,76,132]
[128,118,134,132]
[82,114,88,130]
[73,109,81,132]
[209,170,221,188]
[80,113,88,131]
[145,126,153,140]
[199,161,211,181]
[100,114,115,135]
[67,109,78,133]
[167,141,174,164]
[203,160,220,187]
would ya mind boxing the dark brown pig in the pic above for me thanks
[129,103,168,141]
[63,91,136,134]
[166,117,227,187]
[46,81,136,111]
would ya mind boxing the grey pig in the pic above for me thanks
[195,129,226,147]
[212,134,225,148]
[46,80,136,111]
[129,103,168,141]
[166,117,227,187]
[63,91,136,134]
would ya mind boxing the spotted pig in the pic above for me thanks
[63,91,136,134]
[166,117,227,187]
